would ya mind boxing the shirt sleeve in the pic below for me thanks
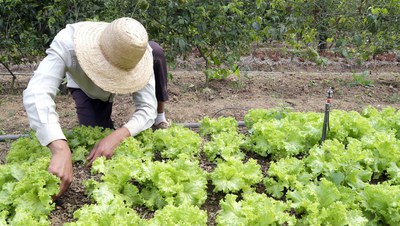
[23,43,68,146]
[122,73,157,136]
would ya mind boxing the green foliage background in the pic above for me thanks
[1,0,399,80]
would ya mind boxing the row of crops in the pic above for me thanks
[1,106,400,225]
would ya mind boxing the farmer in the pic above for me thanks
[23,17,169,199]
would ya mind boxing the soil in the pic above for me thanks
[0,50,399,225]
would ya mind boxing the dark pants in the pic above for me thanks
[69,41,169,128]
[149,41,169,102]
[69,88,114,129]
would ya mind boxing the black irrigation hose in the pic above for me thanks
[180,121,246,128]
[211,107,249,118]
[0,134,29,141]
[0,121,247,142]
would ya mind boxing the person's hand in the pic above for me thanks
[87,127,130,166]
[48,139,73,200]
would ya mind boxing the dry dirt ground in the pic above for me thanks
[0,51,399,225]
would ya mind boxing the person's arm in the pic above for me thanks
[87,74,157,165]
[23,35,73,198]
[48,140,73,199]
[86,127,130,166]
[123,73,158,136]
[23,41,70,146]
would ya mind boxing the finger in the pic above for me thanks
[53,177,72,201]
[87,151,101,167]
[104,152,113,159]
[87,145,98,160]
[87,158,95,167]
[53,186,65,201]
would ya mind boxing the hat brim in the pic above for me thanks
[74,22,153,94]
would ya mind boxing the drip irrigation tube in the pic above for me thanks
[179,121,246,128]
[0,121,246,142]
[0,134,29,141]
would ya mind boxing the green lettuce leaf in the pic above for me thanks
[217,193,296,225]
[210,158,262,193]
[147,204,207,226]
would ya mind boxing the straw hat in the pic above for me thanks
[74,17,153,94]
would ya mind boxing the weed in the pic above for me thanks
[389,93,400,104]
[351,71,374,87]
[322,79,333,87]
[7,111,16,118]
[230,78,246,90]
[308,79,317,86]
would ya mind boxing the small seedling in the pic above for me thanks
[352,71,374,87]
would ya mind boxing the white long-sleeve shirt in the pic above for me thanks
[23,22,157,146]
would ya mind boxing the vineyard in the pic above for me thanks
[1,106,400,225]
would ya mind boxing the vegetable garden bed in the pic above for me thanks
[1,107,400,225]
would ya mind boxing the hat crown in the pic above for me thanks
[99,17,148,70]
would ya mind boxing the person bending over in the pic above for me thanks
[23,17,162,199]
